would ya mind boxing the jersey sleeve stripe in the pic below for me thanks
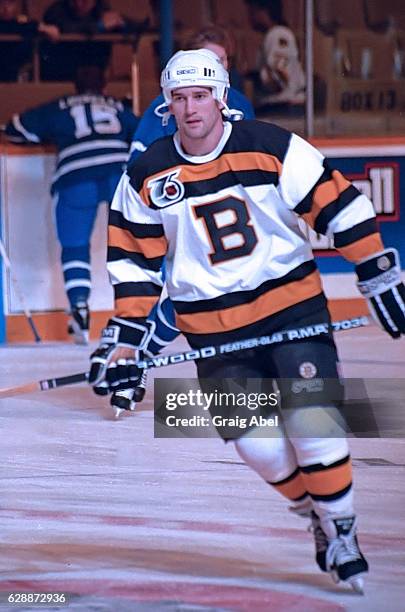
[293,161,332,215]
[109,209,165,238]
[114,281,162,299]
[115,296,160,318]
[175,270,322,334]
[109,226,168,259]
[312,185,360,235]
[107,247,164,272]
[300,170,354,229]
[108,259,163,285]
[336,233,384,262]
[333,218,378,248]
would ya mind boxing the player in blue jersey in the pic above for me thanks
[129,25,255,357]
[5,65,139,344]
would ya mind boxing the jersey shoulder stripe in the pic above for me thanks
[126,120,292,196]
[226,120,291,160]
[138,151,283,207]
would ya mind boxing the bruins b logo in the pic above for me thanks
[147,169,185,207]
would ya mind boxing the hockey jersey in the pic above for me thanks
[5,94,139,193]
[108,120,382,347]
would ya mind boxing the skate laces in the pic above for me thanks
[326,518,361,571]
[139,370,148,387]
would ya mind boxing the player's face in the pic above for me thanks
[170,86,224,155]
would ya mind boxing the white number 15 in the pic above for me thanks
[70,103,121,138]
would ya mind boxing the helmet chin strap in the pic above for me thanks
[220,100,245,121]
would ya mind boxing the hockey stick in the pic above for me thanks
[0,238,41,342]
[0,316,370,399]
[0,371,88,399]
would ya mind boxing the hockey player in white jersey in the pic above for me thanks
[89,49,405,592]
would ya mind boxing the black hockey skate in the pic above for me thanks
[321,515,369,594]
[289,501,329,572]
[111,370,148,418]
[68,301,89,345]
[309,511,329,572]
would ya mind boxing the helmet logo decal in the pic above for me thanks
[147,169,185,207]
[177,67,197,75]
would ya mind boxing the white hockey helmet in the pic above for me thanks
[160,48,230,105]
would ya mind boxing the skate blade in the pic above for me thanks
[330,570,339,584]
[348,574,365,595]
[113,402,136,419]
[331,571,366,594]
[74,331,89,346]
[69,320,89,345]
[114,407,125,419]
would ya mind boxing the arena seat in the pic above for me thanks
[110,0,154,25]
[365,0,405,32]
[26,0,51,21]
[173,0,211,30]
[282,0,305,35]
[212,0,250,29]
[135,33,160,113]
[315,0,366,35]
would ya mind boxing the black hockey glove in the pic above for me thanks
[355,248,405,338]
[89,317,151,406]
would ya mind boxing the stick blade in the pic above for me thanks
[0,382,40,399]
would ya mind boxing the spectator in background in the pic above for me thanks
[245,0,306,114]
[184,23,245,92]
[0,0,58,81]
[5,66,139,344]
[40,0,148,81]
